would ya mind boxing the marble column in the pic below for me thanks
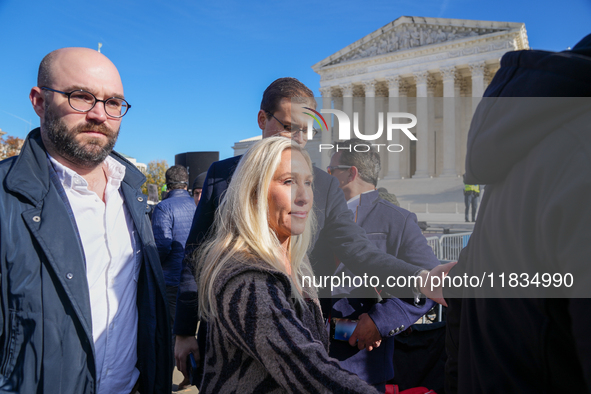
[384,75,402,179]
[319,87,333,170]
[412,71,430,178]
[469,61,486,98]
[440,66,457,177]
[332,95,343,143]
[398,83,410,178]
[470,61,486,116]
[427,77,436,176]
[459,77,470,175]
[341,83,354,125]
[455,77,464,176]
[362,80,377,138]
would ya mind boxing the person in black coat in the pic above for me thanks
[445,33,591,393]
[174,77,454,382]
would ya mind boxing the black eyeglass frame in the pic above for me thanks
[40,86,131,118]
[265,111,319,137]
[327,165,352,175]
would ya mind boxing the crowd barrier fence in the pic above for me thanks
[423,232,472,323]
[425,232,472,261]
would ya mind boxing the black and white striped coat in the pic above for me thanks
[200,262,378,393]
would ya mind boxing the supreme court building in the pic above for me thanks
[234,16,529,179]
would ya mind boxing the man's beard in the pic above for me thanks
[44,106,119,168]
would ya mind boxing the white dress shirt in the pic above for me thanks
[49,155,140,394]
[346,190,375,215]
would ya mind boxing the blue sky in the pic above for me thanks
[0,0,589,165]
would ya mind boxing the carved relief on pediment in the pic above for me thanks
[326,24,502,66]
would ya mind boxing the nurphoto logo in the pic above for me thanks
[303,109,418,153]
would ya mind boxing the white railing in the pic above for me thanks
[425,236,441,258]
[425,232,472,261]
[423,232,471,323]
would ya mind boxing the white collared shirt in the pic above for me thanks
[346,190,375,214]
[48,155,140,394]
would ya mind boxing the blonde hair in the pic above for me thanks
[197,136,316,320]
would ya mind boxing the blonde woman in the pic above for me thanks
[197,137,378,393]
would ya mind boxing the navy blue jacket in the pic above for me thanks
[445,35,591,393]
[174,155,426,337]
[152,189,196,287]
[0,129,172,393]
[329,190,437,385]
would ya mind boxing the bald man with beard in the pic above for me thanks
[0,48,172,393]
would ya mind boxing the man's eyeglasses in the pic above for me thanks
[327,165,352,175]
[41,87,131,118]
[266,111,319,137]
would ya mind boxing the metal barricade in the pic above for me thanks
[438,232,472,261]
[425,236,441,258]
[418,232,472,324]
[424,232,472,261]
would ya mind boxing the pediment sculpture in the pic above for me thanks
[327,24,500,66]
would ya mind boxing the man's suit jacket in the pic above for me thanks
[329,190,438,385]
[174,154,426,336]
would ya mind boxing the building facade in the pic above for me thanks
[310,16,529,178]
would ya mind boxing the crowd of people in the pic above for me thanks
[0,31,589,394]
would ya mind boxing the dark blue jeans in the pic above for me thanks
[465,193,479,222]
